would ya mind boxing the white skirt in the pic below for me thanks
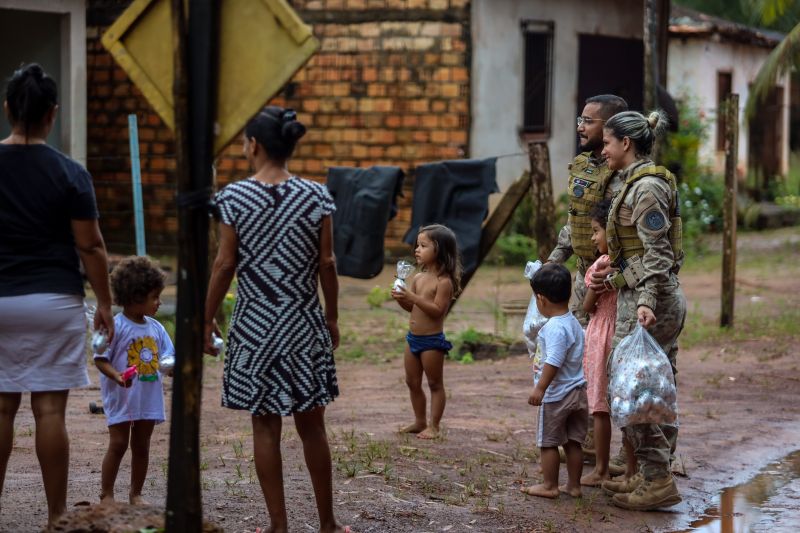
[0,293,90,392]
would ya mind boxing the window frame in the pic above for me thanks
[520,19,555,138]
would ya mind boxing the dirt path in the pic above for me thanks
[2,228,799,532]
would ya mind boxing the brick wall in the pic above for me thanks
[86,0,471,255]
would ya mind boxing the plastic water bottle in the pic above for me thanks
[211,333,225,354]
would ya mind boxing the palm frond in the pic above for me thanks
[743,0,798,25]
[745,22,800,119]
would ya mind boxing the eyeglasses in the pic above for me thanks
[577,116,605,126]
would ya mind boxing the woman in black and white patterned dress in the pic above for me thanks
[205,106,345,533]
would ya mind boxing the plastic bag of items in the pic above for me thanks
[608,324,677,428]
[522,260,548,356]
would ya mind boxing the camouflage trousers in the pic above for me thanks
[612,278,686,480]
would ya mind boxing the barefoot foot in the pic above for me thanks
[416,427,440,440]
[580,470,610,487]
[559,484,582,498]
[99,494,115,505]
[399,422,426,434]
[129,494,149,505]
[521,484,559,499]
[320,523,351,533]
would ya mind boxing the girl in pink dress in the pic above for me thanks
[579,199,618,486]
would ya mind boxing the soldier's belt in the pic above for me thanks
[606,255,645,290]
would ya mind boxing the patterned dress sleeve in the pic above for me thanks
[214,186,237,228]
[318,182,336,217]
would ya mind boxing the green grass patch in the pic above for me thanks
[682,299,800,349]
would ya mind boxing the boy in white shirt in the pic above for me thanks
[522,263,588,499]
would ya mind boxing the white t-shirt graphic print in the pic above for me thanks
[94,314,173,425]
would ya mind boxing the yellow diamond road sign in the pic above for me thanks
[102,0,319,155]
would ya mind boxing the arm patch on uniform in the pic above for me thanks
[644,210,666,230]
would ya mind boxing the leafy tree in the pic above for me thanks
[743,0,800,118]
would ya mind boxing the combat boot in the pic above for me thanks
[608,447,626,476]
[611,475,681,511]
[601,472,643,496]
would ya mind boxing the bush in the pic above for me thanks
[449,327,511,362]
[678,177,725,248]
[662,95,724,254]
[492,233,537,266]
[662,95,710,184]
[366,286,392,309]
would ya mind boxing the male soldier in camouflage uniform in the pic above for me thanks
[548,95,628,323]
[593,138,686,510]
[547,95,628,468]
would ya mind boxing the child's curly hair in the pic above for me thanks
[110,256,166,307]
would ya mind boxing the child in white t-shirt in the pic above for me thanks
[522,263,588,500]
[93,256,173,504]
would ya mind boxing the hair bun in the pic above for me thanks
[280,109,297,123]
[647,111,660,129]
[280,109,306,143]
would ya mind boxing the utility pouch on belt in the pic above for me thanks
[606,255,645,290]
[621,255,645,288]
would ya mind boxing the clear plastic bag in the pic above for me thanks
[522,260,547,356]
[608,324,678,427]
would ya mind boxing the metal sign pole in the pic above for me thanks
[128,114,146,256]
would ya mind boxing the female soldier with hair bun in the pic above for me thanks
[204,106,347,532]
[590,109,686,511]
[0,63,114,526]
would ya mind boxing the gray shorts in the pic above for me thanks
[537,385,588,448]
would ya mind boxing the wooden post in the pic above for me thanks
[720,93,739,328]
[643,0,658,112]
[166,0,219,530]
[644,0,669,160]
[528,142,556,263]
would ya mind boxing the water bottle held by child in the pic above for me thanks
[393,260,414,291]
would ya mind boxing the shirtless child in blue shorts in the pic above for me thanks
[392,225,461,440]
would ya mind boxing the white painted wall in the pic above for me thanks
[667,36,790,176]
[471,0,643,196]
[0,0,86,163]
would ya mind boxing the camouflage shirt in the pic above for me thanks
[613,159,682,312]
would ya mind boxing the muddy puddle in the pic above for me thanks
[682,449,800,532]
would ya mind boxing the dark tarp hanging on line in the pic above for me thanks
[403,158,498,274]
[327,166,405,279]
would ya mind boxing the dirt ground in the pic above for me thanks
[3,227,800,532]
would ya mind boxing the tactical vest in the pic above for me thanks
[567,152,615,266]
[607,164,683,266]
